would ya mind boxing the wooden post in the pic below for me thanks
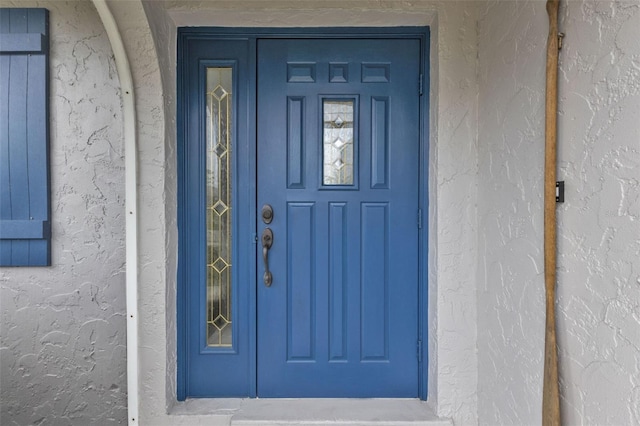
[543,0,561,425]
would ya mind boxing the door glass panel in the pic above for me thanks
[206,67,233,347]
[323,100,354,185]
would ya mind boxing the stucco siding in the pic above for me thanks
[0,1,127,424]
[103,1,167,424]
[477,1,640,425]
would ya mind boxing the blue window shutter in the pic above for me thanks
[0,8,51,266]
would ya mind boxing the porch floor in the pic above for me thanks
[169,398,451,426]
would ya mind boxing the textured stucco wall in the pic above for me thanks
[103,1,167,424]
[477,1,640,425]
[137,1,179,412]
[0,1,127,424]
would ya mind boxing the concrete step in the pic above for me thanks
[170,398,452,426]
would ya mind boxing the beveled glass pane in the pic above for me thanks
[323,100,354,185]
[206,67,233,347]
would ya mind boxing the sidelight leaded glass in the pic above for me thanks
[323,100,354,185]
[206,67,233,347]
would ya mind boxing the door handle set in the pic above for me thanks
[261,204,274,287]
[262,228,273,287]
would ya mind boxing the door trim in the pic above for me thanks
[177,26,431,401]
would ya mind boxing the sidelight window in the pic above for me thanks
[205,67,233,347]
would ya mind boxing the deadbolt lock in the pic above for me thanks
[261,204,274,224]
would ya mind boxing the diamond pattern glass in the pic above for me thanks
[323,100,354,185]
[206,68,233,347]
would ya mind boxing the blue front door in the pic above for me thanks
[257,38,421,397]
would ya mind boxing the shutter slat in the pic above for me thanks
[8,56,29,216]
[27,56,47,217]
[27,50,49,264]
[8,53,30,264]
[27,9,47,34]
[26,8,50,266]
[9,9,28,33]
[0,55,10,220]
[0,54,10,264]
[0,10,10,31]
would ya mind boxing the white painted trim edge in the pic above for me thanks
[90,1,139,424]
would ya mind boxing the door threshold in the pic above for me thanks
[169,398,452,425]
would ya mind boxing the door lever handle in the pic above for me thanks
[262,228,274,286]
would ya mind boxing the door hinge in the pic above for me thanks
[417,208,423,229]
[419,73,423,96]
[417,340,423,362]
